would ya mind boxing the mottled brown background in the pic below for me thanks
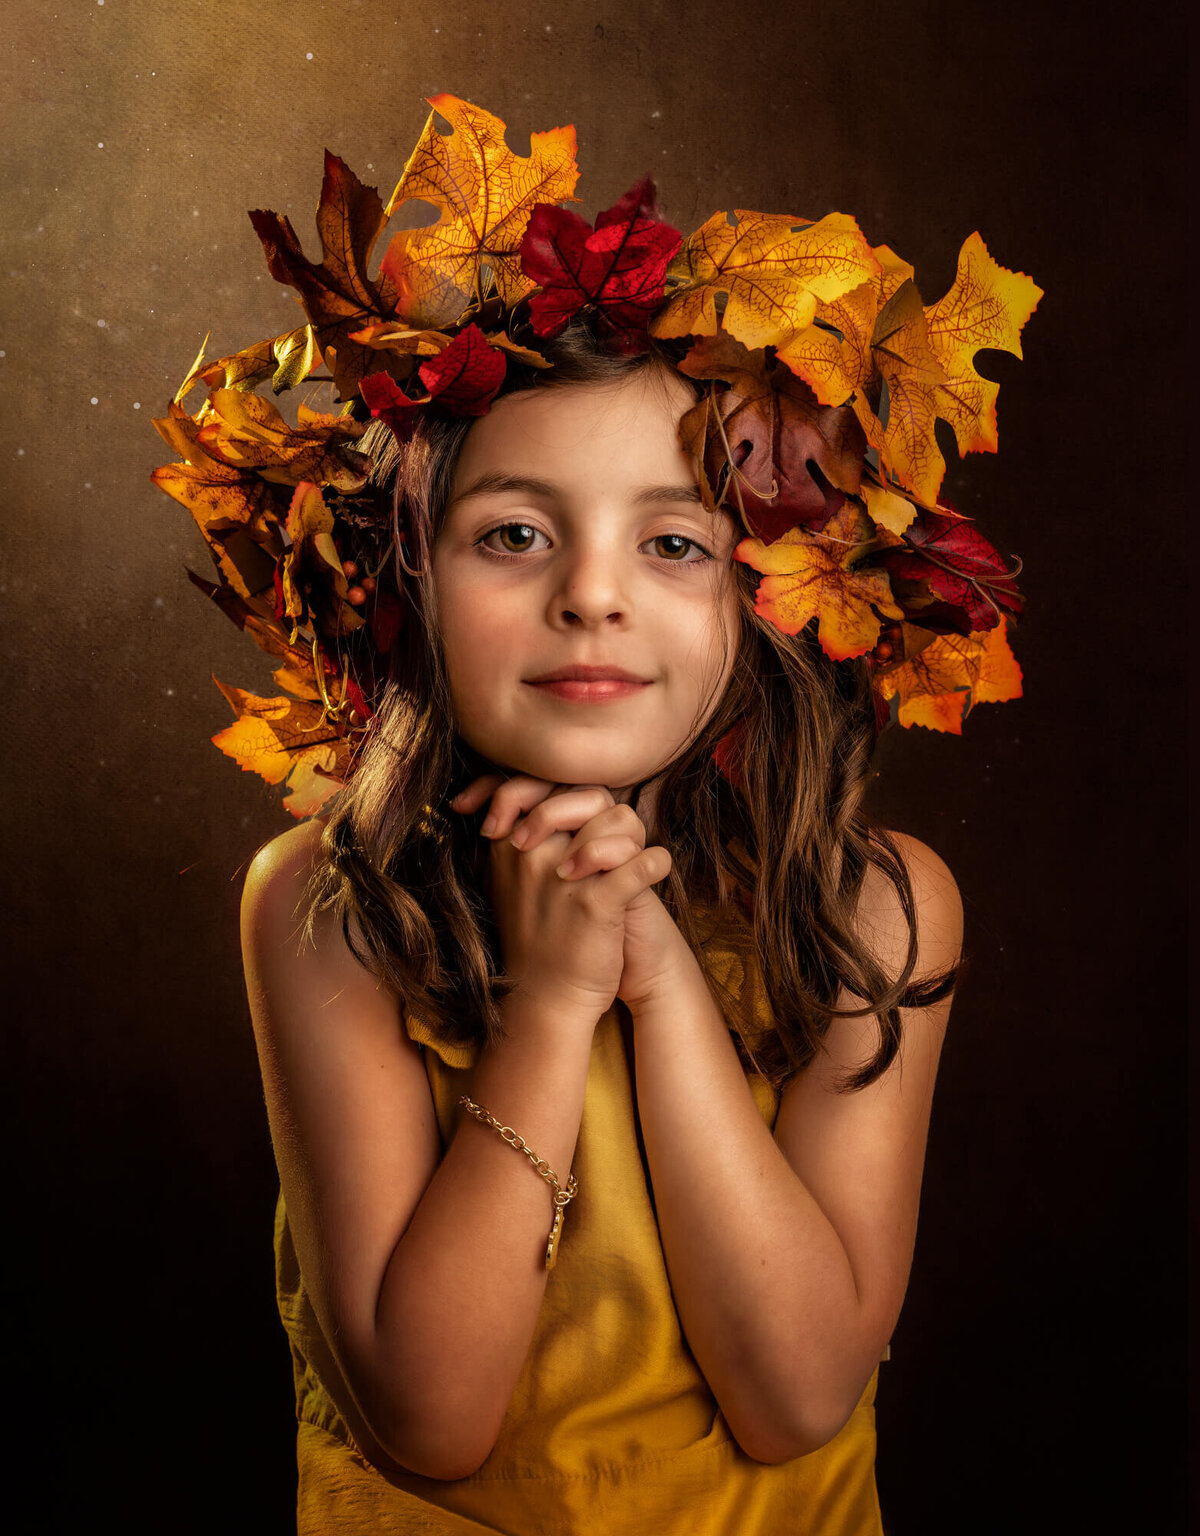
[4,1,1185,1530]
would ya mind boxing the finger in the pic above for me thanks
[523,800,645,854]
[588,846,673,908]
[448,774,507,813]
[495,780,614,840]
[555,832,646,879]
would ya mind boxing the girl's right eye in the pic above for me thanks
[476,523,546,559]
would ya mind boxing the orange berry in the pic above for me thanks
[346,585,366,604]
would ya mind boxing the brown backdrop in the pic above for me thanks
[5,1,1185,1529]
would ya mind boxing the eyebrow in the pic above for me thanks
[449,470,707,511]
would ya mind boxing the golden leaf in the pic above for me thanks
[776,243,914,406]
[733,500,903,659]
[862,480,919,537]
[381,92,581,329]
[195,387,370,492]
[924,230,1044,457]
[874,615,1023,731]
[650,209,880,351]
[210,678,352,818]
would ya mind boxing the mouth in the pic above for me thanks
[524,678,653,702]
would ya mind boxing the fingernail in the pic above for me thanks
[480,813,497,835]
[449,791,464,808]
[557,858,575,877]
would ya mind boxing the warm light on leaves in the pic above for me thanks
[152,90,1039,814]
[775,244,915,407]
[196,388,371,491]
[734,500,904,659]
[650,209,880,352]
[874,615,1023,732]
[210,677,354,818]
[381,92,581,330]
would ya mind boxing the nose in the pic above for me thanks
[548,541,633,627]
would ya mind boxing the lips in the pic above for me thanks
[526,676,651,702]
[525,664,651,683]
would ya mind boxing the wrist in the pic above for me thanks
[500,980,610,1034]
[622,949,710,1021]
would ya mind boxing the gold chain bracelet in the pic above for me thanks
[457,1095,578,1270]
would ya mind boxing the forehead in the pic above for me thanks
[446,373,723,514]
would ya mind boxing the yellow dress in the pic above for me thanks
[274,899,886,1534]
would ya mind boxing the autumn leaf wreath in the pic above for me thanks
[151,91,1042,818]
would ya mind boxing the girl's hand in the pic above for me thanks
[450,775,702,1015]
[449,774,674,1020]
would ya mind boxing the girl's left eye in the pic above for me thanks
[475,523,713,564]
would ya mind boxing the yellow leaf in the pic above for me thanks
[651,210,880,351]
[776,244,914,406]
[862,481,918,536]
[382,92,581,328]
[924,231,1043,457]
[874,616,1023,731]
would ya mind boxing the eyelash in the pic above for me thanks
[474,522,715,566]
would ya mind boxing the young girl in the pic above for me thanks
[240,324,962,1531]
[193,91,1037,1535]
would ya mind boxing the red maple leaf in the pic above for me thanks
[876,505,1024,634]
[520,173,682,355]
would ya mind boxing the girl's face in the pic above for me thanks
[431,369,741,806]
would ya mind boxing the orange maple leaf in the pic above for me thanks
[381,92,581,330]
[779,233,1041,504]
[733,500,903,659]
[874,615,1023,732]
[924,230,1043,458]
[650,209,880,352]
[210,678,355,819]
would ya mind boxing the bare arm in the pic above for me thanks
[627,832,961,1461]
[240,819,601,1480]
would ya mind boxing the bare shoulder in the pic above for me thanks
[854,829,964,988]
[241,815,329,939]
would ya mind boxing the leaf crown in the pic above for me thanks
[150,90,1043,820]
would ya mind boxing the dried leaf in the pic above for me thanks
[249,151,399,401]
[278,482,365,637]
[195,387,371,491]
[686,349,869,542]
[210,677,353,818]
[874,615,1022,732]
[650,209,880,350]
[381,92,581,329]
[733,500,903,659]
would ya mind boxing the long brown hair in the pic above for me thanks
[296,321,960,1093]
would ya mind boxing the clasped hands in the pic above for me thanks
[448,770,699,1013]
